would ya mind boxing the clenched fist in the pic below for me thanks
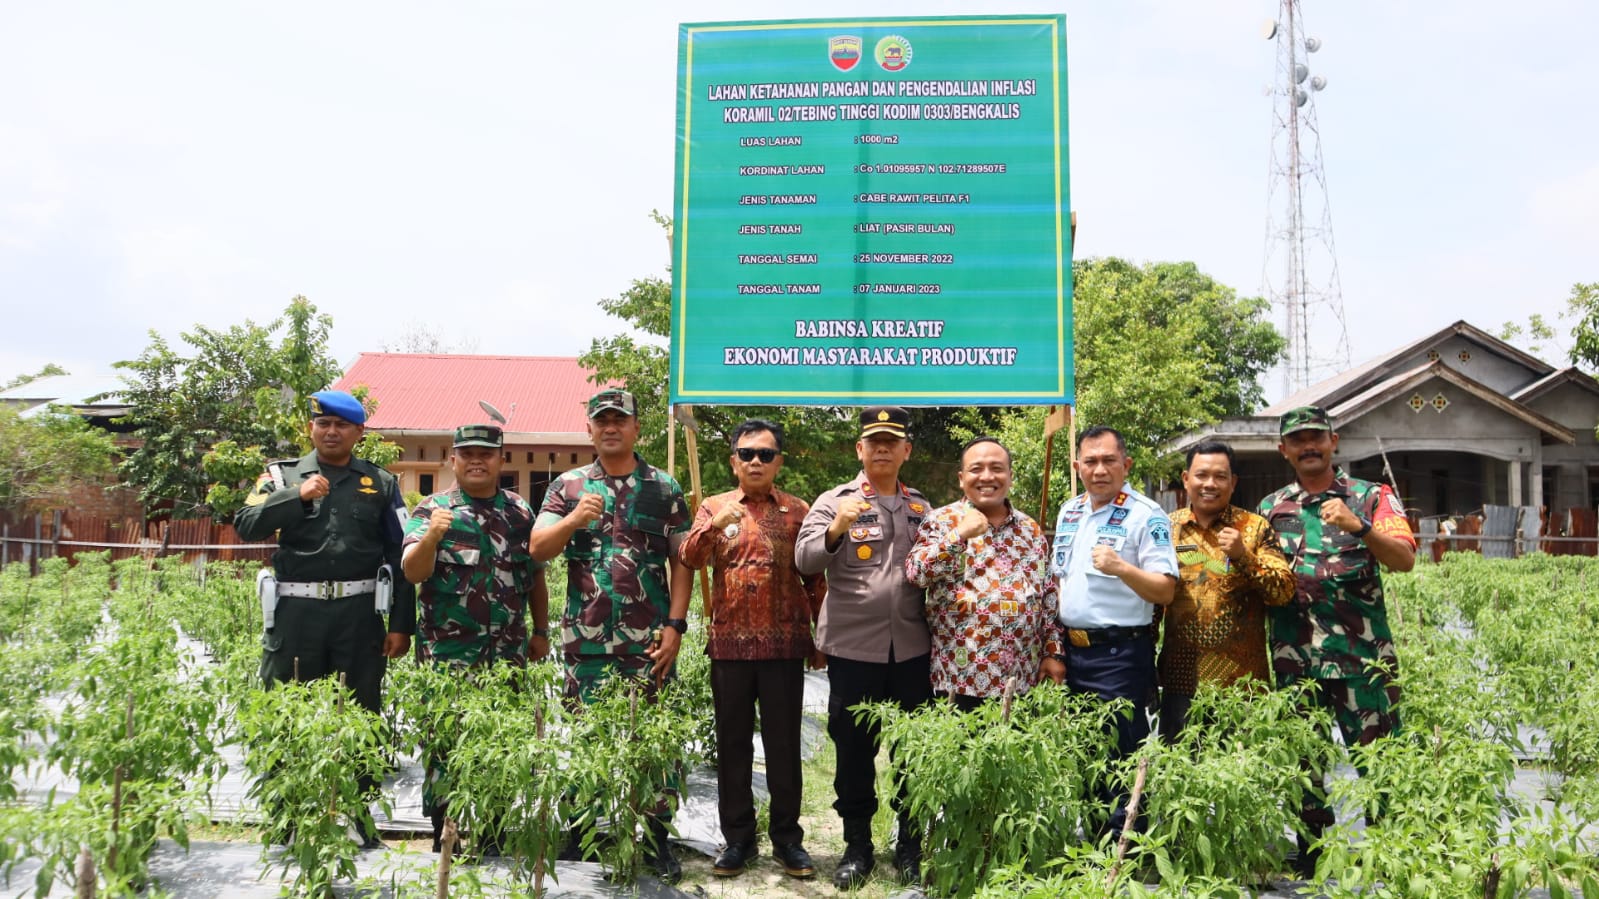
[1215,526,1245,560]
[426,506,454,541]
[569,491,605,527]
[298,474,330,502]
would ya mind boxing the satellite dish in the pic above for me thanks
[1294,89,1309,107]
[478,400,508,425]
[1305,36,1321,52]
[1293,63,1309,84]
[1262,20,1278,40]
[1311,75,1327,91]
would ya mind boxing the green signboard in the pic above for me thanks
[670,15,1072,407]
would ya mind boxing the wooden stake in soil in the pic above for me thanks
[533,706,550,899]
[1482,851,1501,899]
[1107,755,1150,886]
[74,846,96,899]
[436,819,458,899]
[106,693,135,876]
[1000,676,1019,723]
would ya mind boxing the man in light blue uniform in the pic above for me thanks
[1042,425,1178,838]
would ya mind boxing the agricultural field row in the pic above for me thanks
[0,552,1595,897]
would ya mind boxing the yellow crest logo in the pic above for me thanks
[360,476,374,486]
[877,411,890,421]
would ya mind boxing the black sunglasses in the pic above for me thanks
[735,447,779,463]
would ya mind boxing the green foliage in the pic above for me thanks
[1072,257,1284,482]
[564,673,702,883]
[1132,681,1331,883]
[26,627,224,895]
[0,402,117,514]
[871,684,1119,898]
[238,674,389,898]
[113,295,342,519]
[2,363,69,391]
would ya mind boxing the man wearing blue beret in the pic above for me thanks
[235,388,417,849]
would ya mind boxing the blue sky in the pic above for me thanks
[3,1,1594,404]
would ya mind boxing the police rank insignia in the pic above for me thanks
[856,544,873,560]
[361,476,374,486]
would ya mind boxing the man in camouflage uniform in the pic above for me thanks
[531,388,692,883]
[234,388,416,850]
[1258,406,1417,876]
[402,424,550,853]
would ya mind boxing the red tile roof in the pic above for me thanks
[334,353,607,436]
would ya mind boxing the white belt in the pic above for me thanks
[278,579,377,599]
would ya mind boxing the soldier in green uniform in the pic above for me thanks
[234,389,416,849]
[402,423,550,853]
[531,388,692,883]
[1258,406,1417,877]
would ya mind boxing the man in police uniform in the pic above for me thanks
[1043,425,1178,839]
[1259,406,1416,876]
[402,423,549,853]
[530,388,692,883]
[796,406,934,888]
[235,389,416,849]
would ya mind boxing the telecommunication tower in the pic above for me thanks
[1262,1,1349,395]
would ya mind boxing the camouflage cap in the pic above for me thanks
[1279,405,1333,436]
[587,389,636,418]
[453,424,503,449]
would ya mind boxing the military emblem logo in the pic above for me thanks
[875,35,912,72]
[360,476,374,486]
[829,35,862,72]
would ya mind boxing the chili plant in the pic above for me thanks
[563,672,701,884]
[1130,680,1331,884]
[870,683,1120,898]
[238,673,390,898]
[26,628,224,895]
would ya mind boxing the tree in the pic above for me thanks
[0,404,117,514]
[1070,257,1284,479]
[1558,282,1599,372]
[3,364,68,392]
[113,297,346,519]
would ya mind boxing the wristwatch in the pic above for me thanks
[1352,518,1373,539]
[532,627,549,638]
[664,617,689,635]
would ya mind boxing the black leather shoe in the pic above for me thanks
[831,842,874,890]
[713,840,757,877]
[358,829,384,851]
[893,838,922,885]
[773,842,815,879]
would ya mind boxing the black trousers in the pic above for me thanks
[1065,634,1156,830]
[260,593,388,714]
[826,650,933,825]
[259,593,390,810]
[711,658,806,846]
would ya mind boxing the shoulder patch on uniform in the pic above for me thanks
[1149,520,1173,547]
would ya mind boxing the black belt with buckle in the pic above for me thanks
[1066,624,1151,648]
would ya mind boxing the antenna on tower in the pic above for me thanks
[1261,0,1349,396]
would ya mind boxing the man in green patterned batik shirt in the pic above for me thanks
[403,423,549,854]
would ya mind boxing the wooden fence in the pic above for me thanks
[0,510,274,572]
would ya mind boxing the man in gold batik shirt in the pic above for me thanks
[1159,440,1295,737]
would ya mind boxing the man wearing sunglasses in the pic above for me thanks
[679,419,826,880]
[796,406,934,888]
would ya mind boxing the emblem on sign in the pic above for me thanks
[875,35,912,72]
[829,35,862,72]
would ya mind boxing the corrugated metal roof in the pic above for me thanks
[333,354,604,435]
